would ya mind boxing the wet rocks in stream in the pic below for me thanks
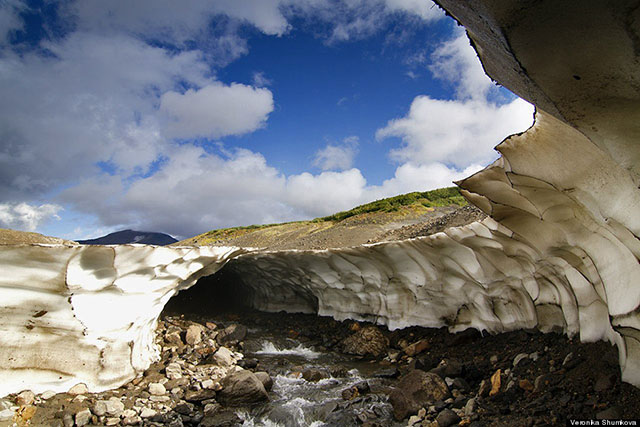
[2,310,640,426]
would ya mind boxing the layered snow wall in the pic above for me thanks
[1,0,640,395]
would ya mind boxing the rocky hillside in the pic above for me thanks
[176,187,485,250]
[0,228,77,246]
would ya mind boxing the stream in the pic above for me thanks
[196,313,403,427]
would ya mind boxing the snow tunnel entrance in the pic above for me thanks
[163,258,320,317]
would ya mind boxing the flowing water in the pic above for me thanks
[207,315,403,426]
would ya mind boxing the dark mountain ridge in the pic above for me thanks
[76,229,177,246]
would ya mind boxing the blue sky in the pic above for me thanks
[0,0,533,240]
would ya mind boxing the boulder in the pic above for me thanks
[389,370,450,420]
[341,326,389,358]
[218,324,247,346]
[302,368,329,382]
[218,370,269,406]
[254,372,273,391]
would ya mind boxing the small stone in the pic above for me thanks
[490,355,498,364]
[122,416,142,426]
[140,408,157,418]
[165,362,182,380]
[63,412,74,427]
[478,379,491,397]
[0,409,14,420]
[464,398,476,416]
[519,379,534,392]
[105,417,120,425]
[16,390,35,406]
[489,369,501,396]
[561,352,573,367]
[149,382,166,395]
[408,415,422,425]
[165,331,183,346]
[404,339,430,357]
[40,391,56,400]
[174,402,195,415]
[186,324,203,345]
[93,397,124,417]
[75,408,92,427]
[205,322,217,330]
[72,395,87,403]
[534,374,552,393]
[436,409,461,427]
[513,353,529,367]
[149,395,170,402]
[122,409,137,418]
[417,408,427,418]
[213,347,235,367]
[529,352,539,361]
[68,383,89,395]
[201,379,215,389]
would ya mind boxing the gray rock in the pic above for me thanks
[597,406,621,420]
[465,397,477,416]
[185,324,203,345]
[513,353,529,367]
[149,382,166,395]
[212,347,234,367]
[218,324,248,346]
[165,362,182,380]
[218,370,269,406]
[254,372,273,391]
[63,412,74,427]
[74,408,92,427]
[68,383,89,396]
[389,370,450,420]
[93,397,125,417]
[436,408,461,427]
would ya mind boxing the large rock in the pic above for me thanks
[217,324,247,346]
[217,370,269,406]
[341,326,389,358]
[389,370,451,420]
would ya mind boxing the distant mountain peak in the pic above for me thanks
[76,230,177,246]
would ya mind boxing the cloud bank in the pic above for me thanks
[0,1,533,238]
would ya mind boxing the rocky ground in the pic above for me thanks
[3,310,639,427]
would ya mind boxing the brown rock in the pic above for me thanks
[218,370,269,406]
[389,370,450,420]
[519,379,534,392]
[404,339,430,357]
[341,326,389,358]
[15,390,35,406]
[489,369,501,396]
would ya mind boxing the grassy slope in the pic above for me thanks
[177,187,467,246]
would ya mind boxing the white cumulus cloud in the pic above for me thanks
[0,202,62,232]
[377,28,534,169]
[313,136,359,171]
[160,83,274,139]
